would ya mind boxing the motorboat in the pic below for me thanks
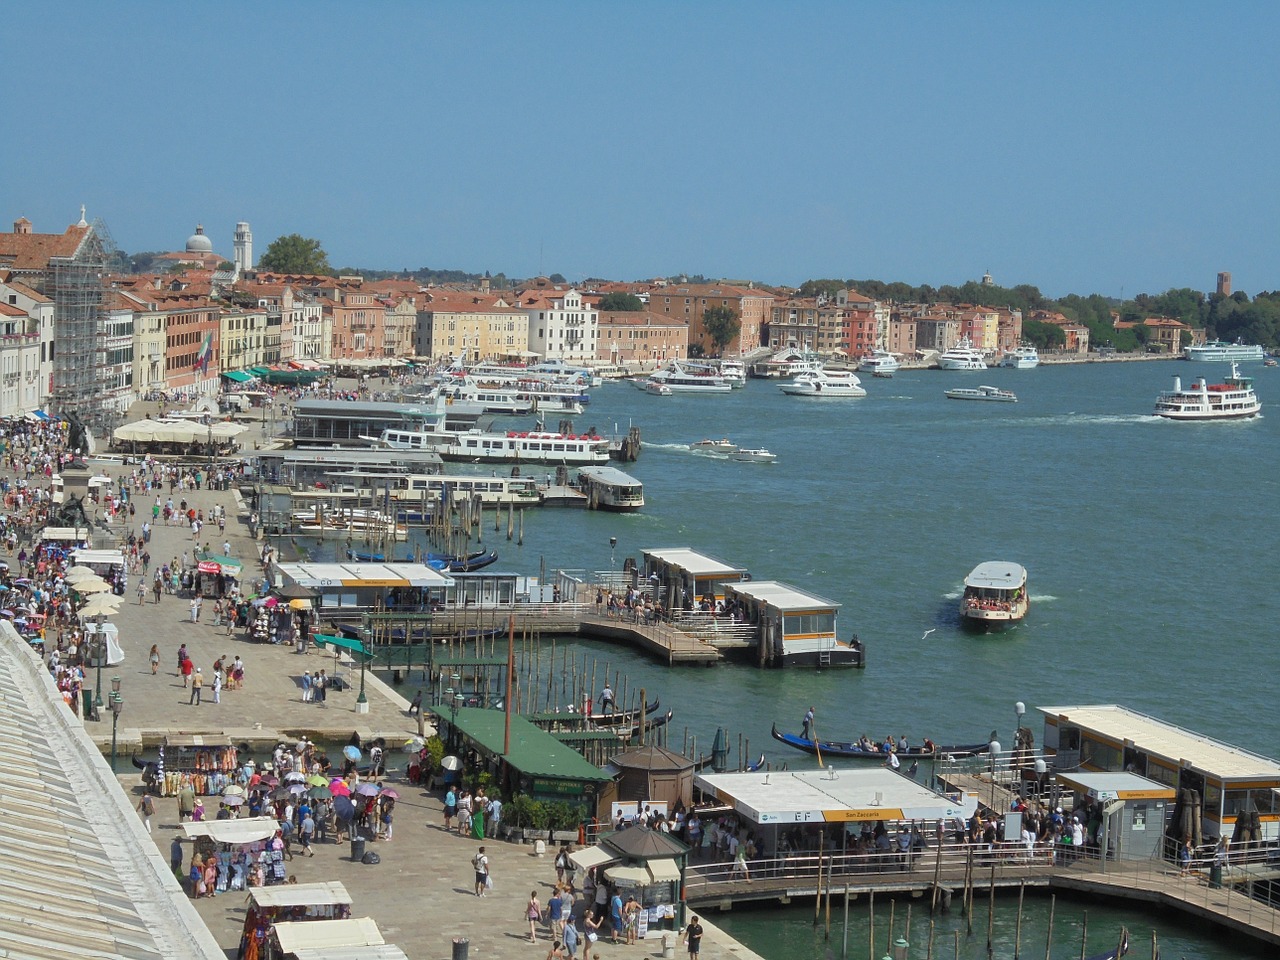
[1183,339,1266,362]
[749,349,824,379]
[998,345,1041,369]
[770,723,994,761]
[1153,362,1261,420]
[961,561,1029,628]
[945,385,1017,402]
[641,379,673,396]
[644,361,733,394]
[858,349,900,375]
[732,448,776,463]
[936,337,988,371]
[779,369,867,398]
[689,438,737,455]
[716,358,747,387]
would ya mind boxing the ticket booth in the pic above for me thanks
[1055,771,1174,862]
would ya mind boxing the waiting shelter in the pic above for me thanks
[1055,771,1174,862]
[641,547,748,609]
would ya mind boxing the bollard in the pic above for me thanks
[452,937,469,960]
[661,931,676,959]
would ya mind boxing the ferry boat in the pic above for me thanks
[960,561,1029,628]
[642,361,732,394]
[439,377,535,414]
[690,438,737,455]
[1183,339,1267,363]
[577,465,644,511]
[749,349,824,379]
[936,337,988,371]
[1153,363,1261,421]
[998,345,1041,369]
[732,448,776,463]
[779,369,867,398]
[527,359,602,387]
[716,358,747,387]
[945,385,1017,402]
[391,474,541,507]
[374,426,610,464]
[858,349,901,375]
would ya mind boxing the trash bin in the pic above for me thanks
[452,937,469,960]
[81,689,97,721]
[350,834,367,862]
[661,932,675,959]
[1209,864,1223,889]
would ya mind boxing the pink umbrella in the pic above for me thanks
[355,782,381,797]
[264,596,279,607]
[378,788,400,800]
[329,780,352,797]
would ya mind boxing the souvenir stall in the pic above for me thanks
[70,548,127,579]
[251,596,296,645]
[571,826,689,934]
[158,734,239,796]
[82,621,125,667]
[266,918,389,959]
[196,554,242,598]
[183,817,282,899]
[238,881,353,960]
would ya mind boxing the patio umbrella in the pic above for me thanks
[308,785,333,800]
[378,788,400,800]
[63,567,97,582]
[79,595,123,617]
[307,774,327,787]
[283,771,307,783]
[342,745,362,762]
[222,795,245,807]
[289,783,308,795]
[73,579,112,594]
[223,784,245,797]
[355,782,381,797]
[439,755,462,772]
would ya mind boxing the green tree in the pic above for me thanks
[702,306,740,354]
[598,292,644,312]
[797,279,846,299]
[258,234,333,275]
[1021,319,1065,349]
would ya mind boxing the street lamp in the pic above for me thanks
[93,614,105,715]
[609,537,617,586]
[109,678,124,773]
[1014,700,1026,754]
[355,640,368,711]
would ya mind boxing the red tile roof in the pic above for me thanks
[0,223,91,271]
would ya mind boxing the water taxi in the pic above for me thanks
[960,561,1029,628]
[642,361,732,394]
[936,337,988,371]
[999,345,1041,369]
[858,349,901,375]
[945,385,1017,402]
[716,358,747,387]
[779,369,867,398]
[1153,363,1260,420]
[749,349,824,379]
[1183,339,1266,363]
[640,379,673,396]
[689,438,737,455]
[732,448,777,463]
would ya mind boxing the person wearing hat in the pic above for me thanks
[192,797,205,822]
[189,667,204,705]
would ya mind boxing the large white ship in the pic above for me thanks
[936,337,988,371]
[1154,363,1260,421]
[1183,340,1266,362]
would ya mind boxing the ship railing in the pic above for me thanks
[669,610,757,647]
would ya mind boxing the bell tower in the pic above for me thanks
[234,221,253,273]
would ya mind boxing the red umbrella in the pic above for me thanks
[329,780,352,797]
[378,787,400,800]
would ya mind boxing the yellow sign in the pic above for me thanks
[825,808,905,822]
[339,578,409,587]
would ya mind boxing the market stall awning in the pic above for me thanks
[197,555,242,576]
[272,917,384,953]
[604,864,651,887]
[221,370,256,383]
[248,880,351,909]
[569,844,618,872]
[313,633,369,657]
[646,858,682,883]
[182,816,279,844]
[428,706,612,783]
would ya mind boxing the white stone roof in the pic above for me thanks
[0,621,224,960]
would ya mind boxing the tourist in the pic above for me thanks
[683,915,703,958]
[191,798,205,822]
[176,642,188,677]
[563,915,580,959]
[472,847,490,897]
[137,790,155,833]
[609,888,623,943]
[443,785,457,830]
[526,889,542,942]
[148,644,160,675]
[301,671,312,703]
[189,667,203,705]
[547,887,564,938]
[177,779,195,821]
[299,810,316,856]
[623,895,640,945]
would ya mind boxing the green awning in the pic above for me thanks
[221,370,255,383]
[312,633,369,657]
[428,706,612,783]
[248,366,271,376]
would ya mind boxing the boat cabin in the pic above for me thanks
[1040,704,1280,844]
[641,547,748,611]
[721,579,862,668]
[272,562,454,614]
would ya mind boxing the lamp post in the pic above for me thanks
[447,689,461,752]
[988,738,1003,810]
[109,678,123,773]
[609,536,617,587]
[1013,700,1026,757]
[355,640,369,712]
[93,614,105,715]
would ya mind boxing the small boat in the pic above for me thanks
[936,337,988,371]
[999,345,1041,369]
[945,385,1017,402]
[961,561,1029,628]
[1266,358,1278,368]
[642,379,673,396]
[858,350,900,375]
[872,370,894,379]
[779,369,867,398]
[427,549,500,572]
[1153,362,1261,420]
[732,448,776,463]
[770,723,993,761]
[744,753,766,773]
[690,438,737,455]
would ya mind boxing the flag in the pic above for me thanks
[193,331,213,374]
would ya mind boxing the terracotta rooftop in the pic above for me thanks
[0,223,91,271]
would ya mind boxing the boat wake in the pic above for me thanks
[1040,413,1162,427]
[1029,594,1058,602]
[641,441,701,453]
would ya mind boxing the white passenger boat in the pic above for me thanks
[732,448,777,463]
[641,379,673,396]
[577,465,644,511]
[961,561,1029,628]
[1153,363,1260,421]
[750,349,824,379]
[945,385,1017,402]
[294,508,408,541]
[936,337,988,371]
[998,345,1041,369]
[439,377,535,414]
[779,369,867,397]
[374,426,610,464]
[716,358,747,387]
[689,438,738,455]
[1183,340,1267,363]
[858,349,900,375]
[644,361,732,394]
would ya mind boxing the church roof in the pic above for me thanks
[0,223,91,271]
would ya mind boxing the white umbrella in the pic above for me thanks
[439,755,462,772]
[73,579,113,594]
[223,784,246,797]
[63,567,98,582]
[79,595,123,617]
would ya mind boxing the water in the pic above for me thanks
[316,361,1280,957]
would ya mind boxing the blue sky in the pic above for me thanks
[7,2,1278,298]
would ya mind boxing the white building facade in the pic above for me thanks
[520,287,598,361]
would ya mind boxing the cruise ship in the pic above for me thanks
[1183,340,1267,363]
[936,337,988,371]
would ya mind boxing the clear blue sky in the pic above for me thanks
[8,2,1278,298]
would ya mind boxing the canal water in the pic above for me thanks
[317,360,1279,957]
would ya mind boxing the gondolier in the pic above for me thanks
[801,706,815,740]
[600,683,614,715]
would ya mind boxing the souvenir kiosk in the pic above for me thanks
[239,881,353,960]
[158,734,239,796]
[266,917,402,960]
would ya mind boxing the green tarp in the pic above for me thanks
[312,633,370,657]
[428,706,612,783]
[220,370,255,383]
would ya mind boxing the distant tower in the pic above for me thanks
[479,271,491,295]
[234,221,253,273]
[981,269,994,287]
[1217,271,1232,297]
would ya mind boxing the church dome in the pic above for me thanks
[185,224,213,253]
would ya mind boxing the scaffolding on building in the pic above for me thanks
[47,217,115,432]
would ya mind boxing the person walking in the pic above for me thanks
[189,668,203,705]
[525,889,542,942]
[301,671,313,703]
[299,811,316,856]
[137,790,155,834]
[683,916,704,959]
[472,846,490,897]
[212,668,222,704]
[176,643,188,676]
[149,644,160,676]
[136,579,146,604]
[181,656,194,688]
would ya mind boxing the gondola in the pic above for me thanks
[427,549,500,572]
[132,754,160,788]
[770,723,993,761]
[529,698,662,730]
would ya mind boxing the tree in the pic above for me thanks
[258,234,333,275]
[702,306,740,354]
[798,279,846,299]
[1021,319,1065,349]
[598,292,644,312]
